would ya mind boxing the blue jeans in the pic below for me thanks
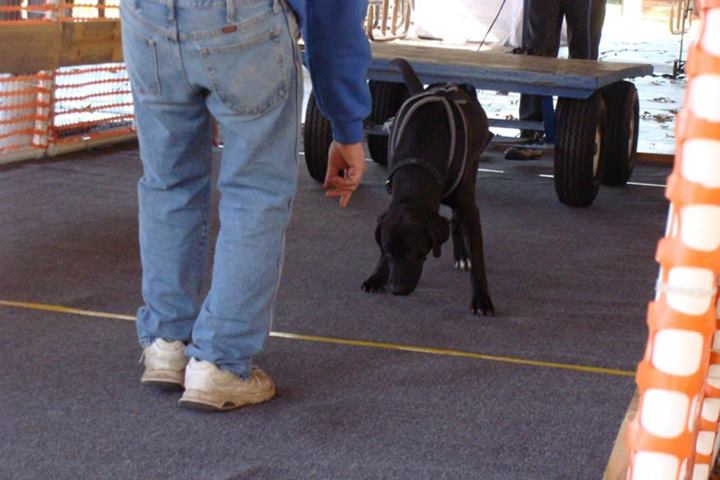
[121,0,302,378]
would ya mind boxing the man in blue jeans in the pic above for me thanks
[121,0,370,411]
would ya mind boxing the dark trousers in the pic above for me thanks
[519,0,607,128]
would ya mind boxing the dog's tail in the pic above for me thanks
[391,58,424,95]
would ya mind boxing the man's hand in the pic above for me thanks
[323,141,366,208]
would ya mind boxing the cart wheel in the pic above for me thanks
[554,93,607,207]
[601,81,639,186]
[367,80,410,166]
[303,91,333,183]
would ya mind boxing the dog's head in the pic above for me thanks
[375,208,450,295]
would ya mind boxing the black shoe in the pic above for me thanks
[518,130,544,142]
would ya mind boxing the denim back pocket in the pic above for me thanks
[198,26,289,117]
[121,25,161,96]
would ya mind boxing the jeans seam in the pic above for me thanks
[122,1,278,42]
[193,189,211,304]
[265,2,302,334]
[148,39,161,95]
[174,42,195,95]
[196,26,280,54]
[197,30,288,117]
[121,6,176,41]
[142,0,269,7]
[181,9,277,40]
[123,23,162,96]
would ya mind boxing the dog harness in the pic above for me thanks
[386,84,469,199]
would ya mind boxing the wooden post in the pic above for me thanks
[603,391,639,480]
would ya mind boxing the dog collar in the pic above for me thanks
[385,157,445,194]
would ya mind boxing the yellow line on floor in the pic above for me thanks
[0,300,635,378]
[270,332,635,377]
[0,300,136,321]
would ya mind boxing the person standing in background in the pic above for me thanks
[121,0,371,411]
[508,0,606,158]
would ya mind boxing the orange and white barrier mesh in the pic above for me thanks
[0,0,119,23]
[627,1,720,479]
[0,0,55,23]
[0,0,127,162]
[0,65,133,160]
[51,65,133,145]
[56,1,120,21]
[0,73,53,153]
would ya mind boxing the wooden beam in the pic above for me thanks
[369,42,653,98]
[0,21,122,75]
[0,23,63,74]
[603,390,639,480]
[636,152,674,165]
[59,21,123,68]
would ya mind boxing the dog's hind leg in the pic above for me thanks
[456,205,495,316]
[451,212,472,272]
[362,255,390,293]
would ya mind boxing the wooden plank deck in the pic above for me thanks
[369,43,654,99]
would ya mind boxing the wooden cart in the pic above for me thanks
[303,43,653,207]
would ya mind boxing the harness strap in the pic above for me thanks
[385,157,445,194]
[443,99,469,199]
[389,89,457,172]
[387,84,471,199]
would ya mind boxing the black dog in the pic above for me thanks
[361,59,494,315]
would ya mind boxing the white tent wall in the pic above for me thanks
[413,0,571,48]
[414,0,525,46]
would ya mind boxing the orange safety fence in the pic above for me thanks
[51,65,133,145]
[0,73,53,152]
[627,1,720,479]
[0,0,119,22]
[0,64,133,156]
[0,0,130,159]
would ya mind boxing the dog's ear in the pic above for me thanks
[429,215,450,258]
[459,83,478,101]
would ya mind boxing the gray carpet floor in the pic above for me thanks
[0,143,670,479]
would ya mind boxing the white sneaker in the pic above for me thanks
[178,358,275,411]
[140,338,188,389]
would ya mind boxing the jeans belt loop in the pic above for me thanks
[166,0,175,20]
[226,0,236,23]
[273,0,280,13]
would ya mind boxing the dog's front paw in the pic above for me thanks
[362,276,386,293]
[454,257,472,272]
[471,292,495,316]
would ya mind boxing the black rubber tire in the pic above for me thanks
[303,91,333,183]
[554,93,608,207]
[367,80,410,166]
[600,81,639,186]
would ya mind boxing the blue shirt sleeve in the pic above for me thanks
[293,0,371,144]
